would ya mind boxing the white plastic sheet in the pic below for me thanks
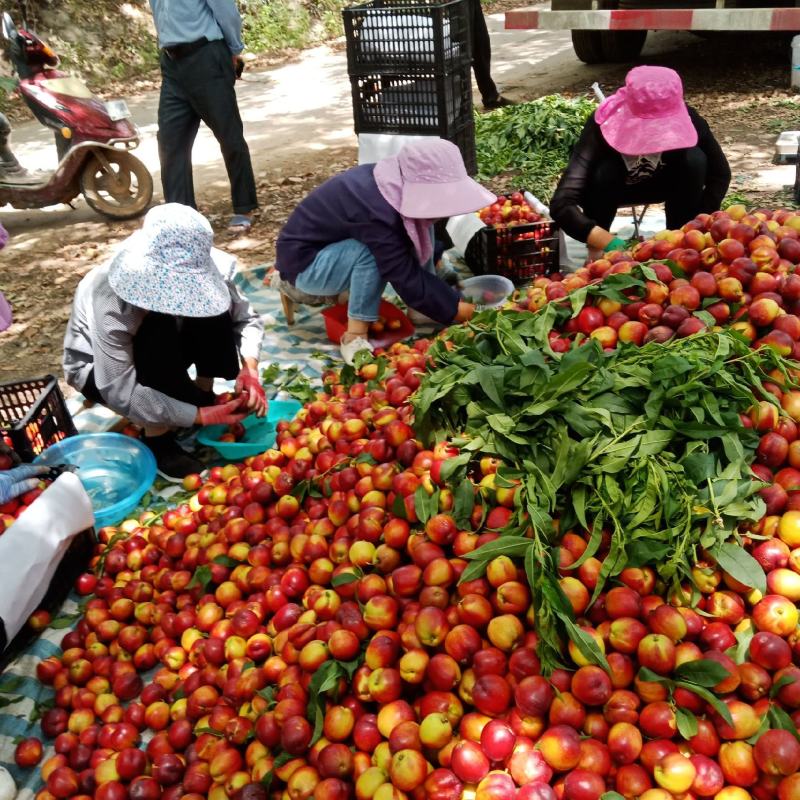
[0,472,94,645]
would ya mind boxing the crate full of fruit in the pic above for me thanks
[464,191,559,284]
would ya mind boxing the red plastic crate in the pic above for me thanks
[322,300,415,348]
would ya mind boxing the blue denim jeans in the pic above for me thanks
[295,233,437,322]
[295,239,385,322]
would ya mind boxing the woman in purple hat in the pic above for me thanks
[274,139,496,365]
[550,66,731,259]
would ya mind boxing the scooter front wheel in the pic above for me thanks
[80,149,153,220]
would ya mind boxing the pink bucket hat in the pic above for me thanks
[373,139,496,220]
[595,66,697,156]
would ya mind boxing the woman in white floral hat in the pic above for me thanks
[63,203,266,479]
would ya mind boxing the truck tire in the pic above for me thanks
[571,30,606,63]
[600,29,647,61]
[571,29,646,63]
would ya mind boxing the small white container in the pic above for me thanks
[460,275,515,309]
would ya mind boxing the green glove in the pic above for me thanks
[604,237,627,253]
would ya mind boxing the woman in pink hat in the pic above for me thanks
[550,66,730,258]
[274,139,496,364]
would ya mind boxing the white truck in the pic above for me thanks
[505,2,800,64]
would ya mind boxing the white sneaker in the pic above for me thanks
[340,336,374,365]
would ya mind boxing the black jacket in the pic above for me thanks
[550,106,731,242]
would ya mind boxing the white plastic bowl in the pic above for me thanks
[460,275,515,309]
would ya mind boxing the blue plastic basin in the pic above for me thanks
[196,398,303,459]
[34,433,157,529]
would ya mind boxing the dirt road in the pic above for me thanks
[0,7,797,384]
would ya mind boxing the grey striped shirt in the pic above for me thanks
[62,255,263,428]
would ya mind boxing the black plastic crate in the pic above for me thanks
[0,376,77,462]
[350,65,472,135]
[0,526,95,670]
[344,0,472,77]
[450,117,477,176]
[465,219,560,284]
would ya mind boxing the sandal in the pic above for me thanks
[227,213,253,234]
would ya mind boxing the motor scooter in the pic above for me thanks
[0,11,153,219]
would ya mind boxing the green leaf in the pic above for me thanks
[440,452,471,482]
[413,486,434,525]
[194,726,224,737]
[187,564,213,592]
[674,659,733,687]
[561,617,611,674]
[712,542,767,594]
[768,705,800,743]
[682,452,716,484]
[729,627,754,665]
[331,571,361,588]
[676,681,733,726]
[48,614,80,629]
[694,310,717,327]
[261,751,294,790]
[29,697,54,723]
[213,555,239,568]
[601,792,627,800]
[453,478,476,529]
[746,713,770,745]
[675,706,699,739]
[0,695,23,709]
[771,673,796,699]
[462,536,532,561]
[637,667,675,688]
[391,492,408,520]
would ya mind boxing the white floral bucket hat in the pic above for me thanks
[108,203,231,318]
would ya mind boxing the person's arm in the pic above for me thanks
[690,109,731,213]
[206,0,244,54]
[549,115,609,244]
[228,281,264,364]
[361,226,462,325]
[90,296,197,429]
[228,281,267,416]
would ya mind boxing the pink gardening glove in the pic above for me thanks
[235,365,267,417]
[198,397,248,427]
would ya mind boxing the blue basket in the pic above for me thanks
[196,398,303,460]
[34,433,157,529]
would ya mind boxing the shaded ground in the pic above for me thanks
[0,16,798,387]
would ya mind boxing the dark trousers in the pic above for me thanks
[157,39,258,215]
[83,312,240,408]
[470,0,498,104]
[583,147,708,232]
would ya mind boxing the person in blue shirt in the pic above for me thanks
[148,0,258,233]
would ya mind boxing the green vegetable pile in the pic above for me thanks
[474,94,596,200]
[412,302,785,672]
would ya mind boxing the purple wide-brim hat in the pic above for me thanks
[596,65,698,156]
[108,204,232,318]
[374,139,496,220]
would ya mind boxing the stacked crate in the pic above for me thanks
[343,0,476,173]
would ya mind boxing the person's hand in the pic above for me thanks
[235,364,267,418]
[232,55,245,79]
[197,397,248,427]
[0,464,49,505]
